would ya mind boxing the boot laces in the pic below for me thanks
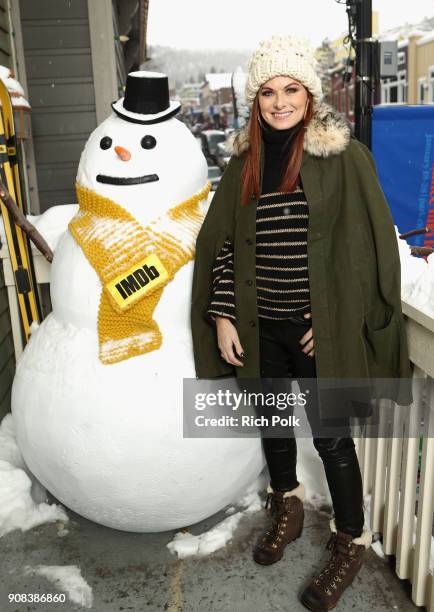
[314,533,354,595]
[262,493,294,546]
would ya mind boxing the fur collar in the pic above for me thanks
[230,102,351,158]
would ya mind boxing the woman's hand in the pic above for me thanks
[300,312,315,357]
[215,316,245,366]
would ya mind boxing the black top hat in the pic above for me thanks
[112,71,181,125]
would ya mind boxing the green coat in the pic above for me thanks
[191,103,412,406]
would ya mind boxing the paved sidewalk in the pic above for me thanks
[0,497,418,612]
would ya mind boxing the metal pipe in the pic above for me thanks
[354,0,373,148]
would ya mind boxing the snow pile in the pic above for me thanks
[229,476,266,513]
[362,494,383,557]
[167,513,245,559]
[24,565,93,609]
[397,228,434,317]
[0,414,68,537]
[167,476,266,558]
[0,64,30,109]
[405,252,434,318]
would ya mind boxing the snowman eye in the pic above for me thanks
[141,135,156,149]
[100,136,112,150]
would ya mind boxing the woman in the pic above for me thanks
[191,35,412,611]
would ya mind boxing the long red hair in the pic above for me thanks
[240,92,314,205]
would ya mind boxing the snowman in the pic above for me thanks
[12,72,263,532]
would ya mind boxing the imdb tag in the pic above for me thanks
[105,253,169,311]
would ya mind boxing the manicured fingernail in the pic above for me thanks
[240,352,245,358]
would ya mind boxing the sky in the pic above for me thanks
[147,0,434,50]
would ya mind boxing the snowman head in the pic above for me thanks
[76,72,208,226]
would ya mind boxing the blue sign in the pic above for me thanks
[372,105,434,248]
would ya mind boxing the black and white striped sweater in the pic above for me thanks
[208,186,311,321]
[207,120,311,322]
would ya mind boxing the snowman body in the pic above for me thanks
[12,115,263,532]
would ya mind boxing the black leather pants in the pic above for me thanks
[258,317,365,538]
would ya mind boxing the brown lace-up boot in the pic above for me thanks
[300,518,372,611]
[253,482,305,565]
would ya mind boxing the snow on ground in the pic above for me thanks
[167,512,246,559]
[362,494,385,558]
[364,493,434,569]
[24,565,93,609]
[0,414,68,537]
[167,475,266,559]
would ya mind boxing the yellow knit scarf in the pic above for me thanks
[69,181,210,364]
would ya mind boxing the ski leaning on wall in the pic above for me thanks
[0,78,41,343]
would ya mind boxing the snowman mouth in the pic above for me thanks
[96,174,159,185]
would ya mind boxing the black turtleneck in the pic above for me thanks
[261,119,303,194]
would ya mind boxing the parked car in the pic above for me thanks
[191,122,204,136]
[200,130,226,165]
[207,165,222,191]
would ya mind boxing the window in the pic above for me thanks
[382,71,407,104]
[429,67,434,103]
[418,78,427,104]
[381,80,389,103]
[382,78,396,103]
[397,71,407,103]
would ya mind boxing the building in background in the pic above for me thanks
[415,31,434,104]
[378,25,434,105]
[327,11,380,122]
[327,14,434,125]
[201,73,232,110]
[178,82,202,109]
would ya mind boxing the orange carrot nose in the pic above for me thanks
[115,145,131,161]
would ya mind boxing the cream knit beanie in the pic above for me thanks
[245,35,323,108]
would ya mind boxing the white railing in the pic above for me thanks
[356,300,434,610]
